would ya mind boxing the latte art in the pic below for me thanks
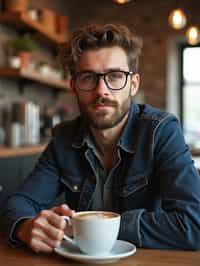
[74,211,119,220]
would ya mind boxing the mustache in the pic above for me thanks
[91,97,118,106]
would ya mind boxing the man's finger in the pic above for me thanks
[51,204,75,216]
[33,216,64,241]
[30,238,54,253]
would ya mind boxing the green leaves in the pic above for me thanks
[11,34,38,52]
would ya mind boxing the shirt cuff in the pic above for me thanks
[9,216,34,247]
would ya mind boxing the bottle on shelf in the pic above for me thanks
[8,101,40,146]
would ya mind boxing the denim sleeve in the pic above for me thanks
[0,140,62,244]
[119,115,200,250]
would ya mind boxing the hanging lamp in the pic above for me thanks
[185,26,200,45]
[168,8,187,30]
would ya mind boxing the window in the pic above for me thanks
[181,46,200,147]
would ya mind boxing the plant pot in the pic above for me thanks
[16,51,31,68]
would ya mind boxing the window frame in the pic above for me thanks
[180,43,200,141]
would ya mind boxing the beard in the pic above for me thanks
[77,94,132,130]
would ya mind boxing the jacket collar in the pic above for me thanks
[118,101,139,153]
[72,101,140,153]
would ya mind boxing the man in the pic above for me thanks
[1,24,200,252]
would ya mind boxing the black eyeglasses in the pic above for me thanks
[73,70,134,91]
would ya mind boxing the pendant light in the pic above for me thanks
[185,26,200,45]
[168,8,187,30]
[113,0,131,4]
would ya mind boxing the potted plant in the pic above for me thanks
[11,34,37,68]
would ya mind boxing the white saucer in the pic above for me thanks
[54,239,136,264]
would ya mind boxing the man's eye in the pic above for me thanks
[80,74,95,82]
[108,72,123,80]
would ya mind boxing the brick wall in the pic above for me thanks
[67,0,200,109]
[0,0,199,114]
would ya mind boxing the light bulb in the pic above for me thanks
[168,8,187,30]
[185,26,200,45]
[113,0,131,4]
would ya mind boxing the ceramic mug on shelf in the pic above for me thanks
[62,211,121,256]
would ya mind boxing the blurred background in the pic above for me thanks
[0,0,200,206]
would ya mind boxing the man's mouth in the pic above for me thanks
[92,97,117,108]
[95,103,114,107]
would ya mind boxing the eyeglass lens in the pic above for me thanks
[75,71,130,91]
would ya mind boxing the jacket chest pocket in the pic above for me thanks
[60,176,81,193]
[114,175,149,212]
[118,174,148,198]
[60,175,82,210]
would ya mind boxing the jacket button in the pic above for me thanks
[73,185,78,191]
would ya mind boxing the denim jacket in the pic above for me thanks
[2,101,200,249]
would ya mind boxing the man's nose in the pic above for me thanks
[95,77,110,96]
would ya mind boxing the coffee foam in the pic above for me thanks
[75,211,118,220]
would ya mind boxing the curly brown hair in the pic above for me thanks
[60,24,142,76]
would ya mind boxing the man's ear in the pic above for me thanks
[130,74,140,97]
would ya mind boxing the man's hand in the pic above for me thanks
[16,204,75,253]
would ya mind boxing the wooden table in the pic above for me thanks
[0,234,200,266]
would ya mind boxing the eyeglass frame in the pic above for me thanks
[72,70,134,91]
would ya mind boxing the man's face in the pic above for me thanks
[72,46,140,130]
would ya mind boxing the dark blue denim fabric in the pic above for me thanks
[1,101,200,249]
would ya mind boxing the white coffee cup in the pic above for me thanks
[62,211,120,256]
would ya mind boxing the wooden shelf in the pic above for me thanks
[0,144,46,158]
[0,11,67,45]
[0,67,70,91]
[191,148,200,156]
[0,12,71,91]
